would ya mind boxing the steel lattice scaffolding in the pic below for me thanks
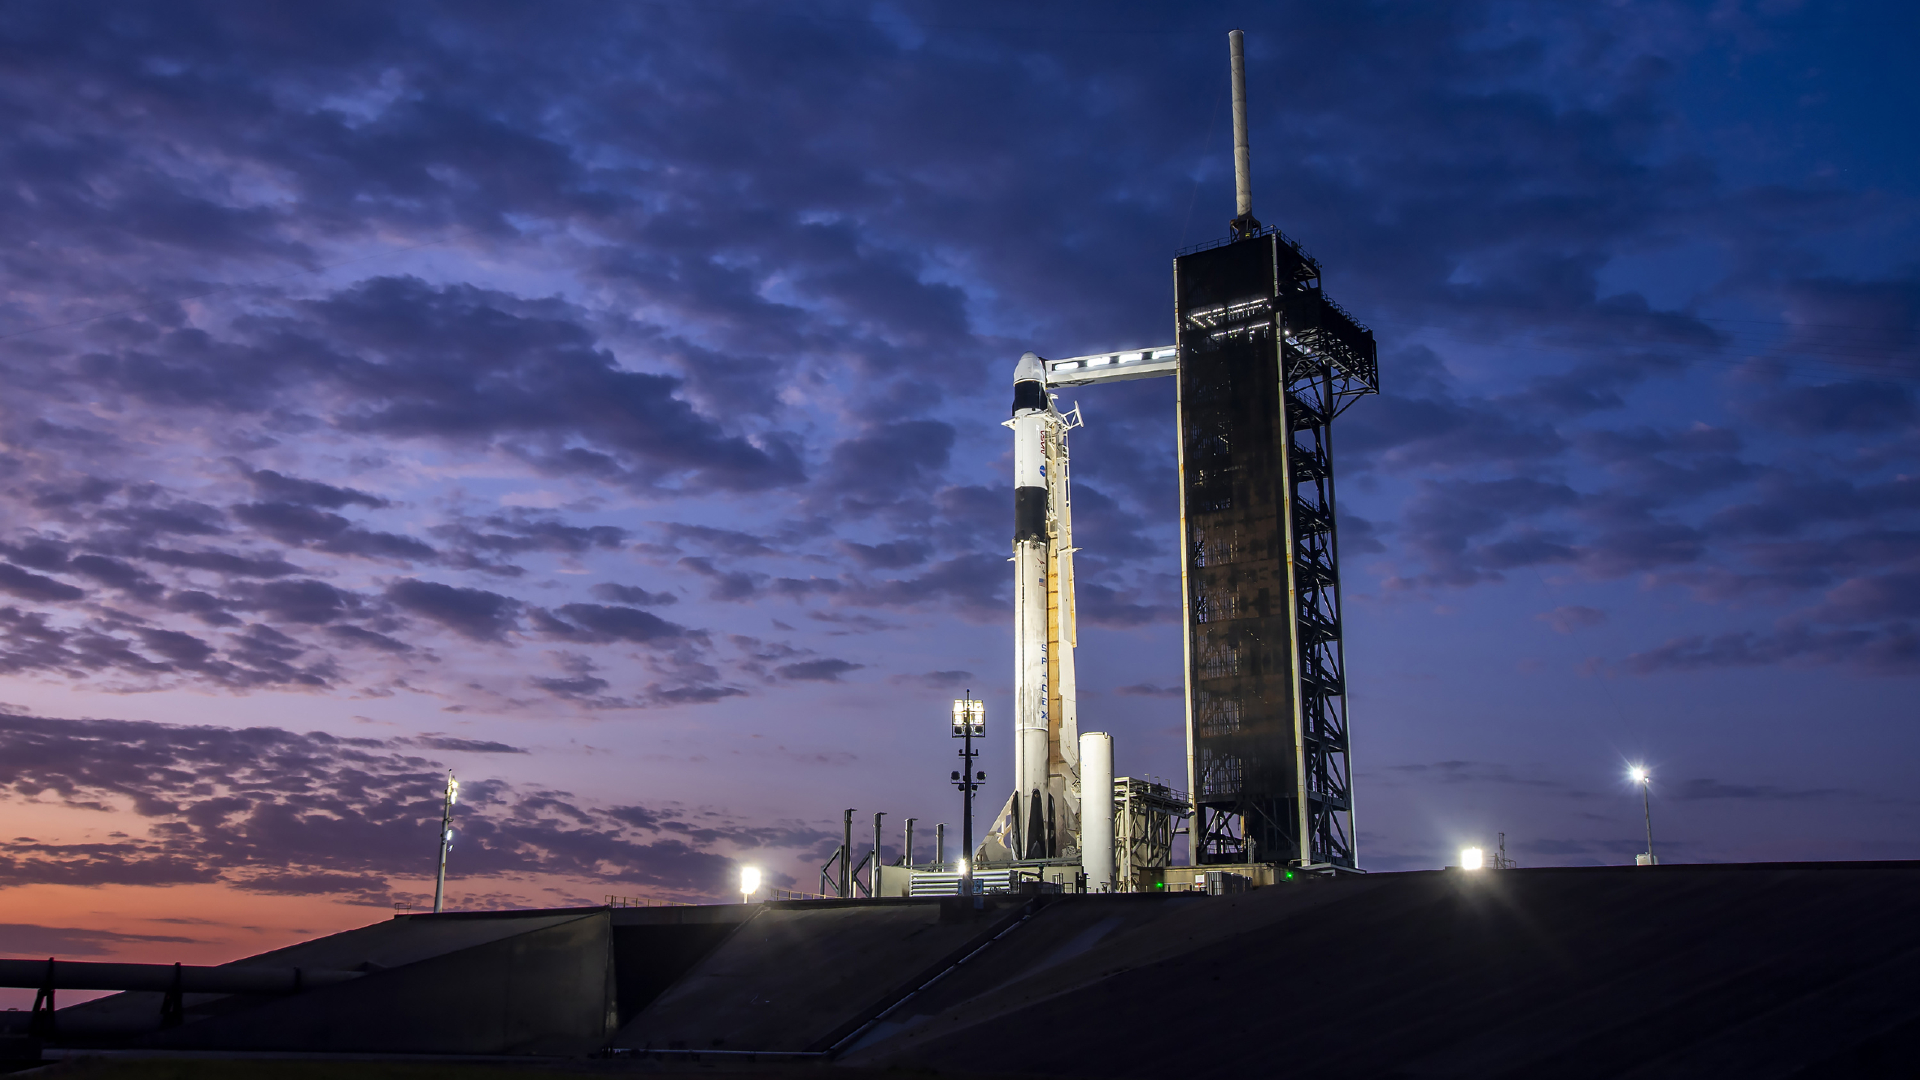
[1114,776,1190,891]
[1175,225,1377,871]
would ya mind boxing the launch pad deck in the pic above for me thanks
[10,861,1920,1077]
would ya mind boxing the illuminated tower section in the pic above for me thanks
[1175,228,1377,870]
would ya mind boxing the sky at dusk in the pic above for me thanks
[2,0,1918,983]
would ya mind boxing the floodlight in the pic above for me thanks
[1629,765,1649,785]
[951,697,985,737]
[1460,846,1484,870]
[739,866,761,900]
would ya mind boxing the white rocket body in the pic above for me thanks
[1011,353,1052,857]
[997,351,1086,865]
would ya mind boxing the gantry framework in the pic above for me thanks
[1114,776,1190,890]
[1175,225,1376,871]
[1040,222,1376,873]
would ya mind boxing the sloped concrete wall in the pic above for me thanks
[50,904,761,1055]
[146,909,615,1055]
[852,863,1920,1078]
[39,863,1920,1071]
[609,904,757,1026]
[51,909,609,1044]
[614,898,1026,1053]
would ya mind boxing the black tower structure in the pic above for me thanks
[1174,213,1378,868]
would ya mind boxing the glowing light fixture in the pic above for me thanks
[739,866,761,901]
[951,697,985,737]
[1460,847,1485,871]
[1629,764,1656,865]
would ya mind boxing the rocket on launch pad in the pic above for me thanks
[971,29,1373,887]
[979,347,1172,882]
[987,352,1083,864]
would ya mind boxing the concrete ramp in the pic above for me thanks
[43,904,757,1056]
[21,863,1920,1071]
[854,863,1920,1078]
[613,898,1025,1053]
[609,904,756,1027]
[53,908,609,1045]
[839,892,1210,1058]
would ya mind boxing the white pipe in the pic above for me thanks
[1230,29,1252,222]
[1079,732,1114,891]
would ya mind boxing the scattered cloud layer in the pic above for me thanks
[0,710,832,901]
[0,1,1913,884]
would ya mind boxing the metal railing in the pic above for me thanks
[604,894,694,908]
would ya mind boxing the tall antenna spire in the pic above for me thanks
[1229,29,1261,239]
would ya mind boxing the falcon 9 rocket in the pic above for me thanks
[1003,352,1080,862]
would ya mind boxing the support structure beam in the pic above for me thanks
[1042,347,1177,387]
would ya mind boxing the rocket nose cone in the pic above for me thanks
[1014,352,1045,385]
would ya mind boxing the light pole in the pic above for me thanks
[1630,766,1655,865]
[432,770,459,913]
[952,692,985,899]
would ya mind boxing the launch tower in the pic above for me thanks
[1000,30,1377,880]
[1177,30,1378,870]
[1175,226,1376,870]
